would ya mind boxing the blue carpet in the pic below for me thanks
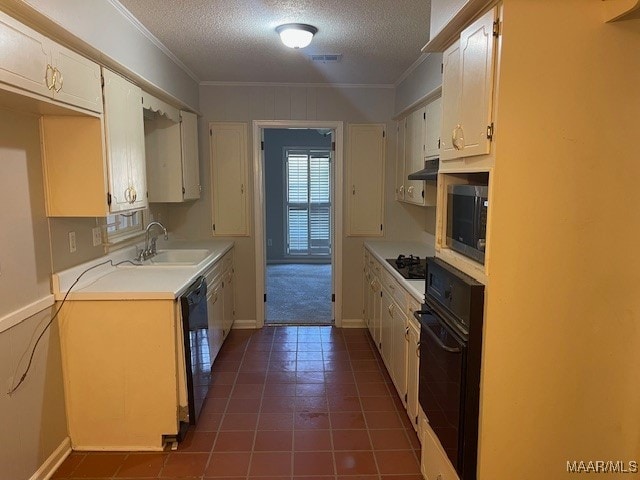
[266,264,332,324]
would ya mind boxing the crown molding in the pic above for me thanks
[107,0,200,83]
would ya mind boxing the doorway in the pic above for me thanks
[253,121,344,328]
[264,130,332,324]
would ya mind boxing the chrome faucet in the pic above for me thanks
[137,221,168,261]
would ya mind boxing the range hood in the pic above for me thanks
[408,159,439,180]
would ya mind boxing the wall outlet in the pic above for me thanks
[267,238,273,247]
[68,231,76,253]
[92,226,103,247]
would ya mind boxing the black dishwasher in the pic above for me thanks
[180,276,211,427]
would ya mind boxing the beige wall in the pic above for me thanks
[161,85,434,322]
[0,109,68,479]
[478,1,640,478]
[394,53,443,115]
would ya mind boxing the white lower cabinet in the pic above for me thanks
[421,417,459,480]
[203,251,235,360]
[406,311,421,432]
[365,246,421,436]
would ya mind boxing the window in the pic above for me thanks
[285,149,331,256]
[103,210,145,244]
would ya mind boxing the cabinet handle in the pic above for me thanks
[388,304,394,316]
[407,186,414,197]
[53,67,63,93]
[45,64,55,90]
[453,124,464,150]
[352,185,356,195]
[416,341,421,358]
[405,326,409,341]
[399,185,404,197]
[124,187,131,203]
[240,184,244,194]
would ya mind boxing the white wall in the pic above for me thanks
[0,108,68,480]
[394,53,443,115]
[3,0,198,109]
[162,84,433,323]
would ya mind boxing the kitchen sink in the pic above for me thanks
[144,249,210,266]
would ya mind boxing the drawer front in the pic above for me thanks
[421,419,459,480]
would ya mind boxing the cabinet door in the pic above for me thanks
[207,286,224,362]
[440,40,462,161]
[103,69,147,212]
[380,289,394,372]
[52,44,103,113]
[406,316,421,432]
[222,269,234,336]
[425,96,442,159]
[372,279,382,351]
[405,108,426,205]
[391,306,408,404]
[210,122,249,236]
[0,11,53,99]
[395,119,406,201]
[346,124,385,236]
[459,7,496,158]
[180,111,201,200]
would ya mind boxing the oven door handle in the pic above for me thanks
[416,309,462,353]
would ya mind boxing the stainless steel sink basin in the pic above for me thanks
[144,249,210,266]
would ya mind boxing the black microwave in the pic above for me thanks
[446,184,488,264]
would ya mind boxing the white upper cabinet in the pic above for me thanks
[396,97,440,207]
[210,122,249,236]
[0,11,102,113]
[425,96,442,159]
[180,111,201,200]
[395,119,406,201]
[145,103,200,203]
[441,7,497,161]
[103,69,147,212]
[346,124,385,236]
[405,107,426,205]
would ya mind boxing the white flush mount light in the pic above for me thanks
[276,23,318,49]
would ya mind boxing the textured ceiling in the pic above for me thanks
[117,0,431,85]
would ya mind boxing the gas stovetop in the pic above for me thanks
[385,255,427,279]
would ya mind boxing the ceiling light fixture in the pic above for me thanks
[276,23,318,49]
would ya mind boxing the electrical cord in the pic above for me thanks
[7,259,141,395]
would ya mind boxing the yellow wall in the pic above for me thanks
[479,1,640,478]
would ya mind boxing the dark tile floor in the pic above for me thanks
[52,326,422,479]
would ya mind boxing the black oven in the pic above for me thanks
[415,258,484,480]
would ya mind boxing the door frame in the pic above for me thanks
[252,120,344,328]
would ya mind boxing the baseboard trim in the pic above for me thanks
[31,436,71,480]
[341,318,366,328]
[232,319,257,329]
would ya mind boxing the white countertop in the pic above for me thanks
[52,240,234,301]
[364,240,435,303]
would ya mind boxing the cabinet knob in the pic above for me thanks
[407,186,414,197]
